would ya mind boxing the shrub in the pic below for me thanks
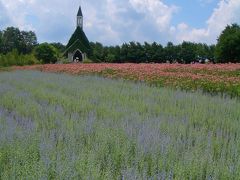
[57,57,70,64]
[82,58,93,63]
[0,50,39,67]
[34,43,58,64]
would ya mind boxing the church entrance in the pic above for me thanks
[73,50,83,62]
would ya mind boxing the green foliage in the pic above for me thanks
[164,42,181,63]
[215,24,240,63]
[0,30,2,53]
[20,30,38,54]
[148,42,164,63]
[106,53,116,63]
[1,27,37,54]
[195,43,215,61]
[1,23,239,64]
[0,50,39,67]
[180,41,197,63]
[57,57,71,64]
[34,43,58,64]
[89,42,105,62]
[89,41,216,64]
[0,27,38,67]
[0,71,240,178]
[50,42,66,53]
[88,25,239,63]
[82,58,93,64]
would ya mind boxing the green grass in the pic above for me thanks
[0,67,11,72]
[0,71,240,179]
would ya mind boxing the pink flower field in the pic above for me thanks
[15,63,240,96]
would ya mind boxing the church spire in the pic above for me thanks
[77,6,83,29]
[77,6,83,16]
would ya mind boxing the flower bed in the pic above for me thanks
[14,63,240,97]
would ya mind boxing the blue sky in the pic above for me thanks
[0,0,240,45]
[166,0,218,28]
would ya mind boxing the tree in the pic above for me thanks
[120,43,128,62]
[50,42,65,53]
[111,45,121,63]
[195,43,208,60]
[88,40,217,64]
[208,45,216,62]
[2,27,22,54]
[20,31,38,54]
[151,42,164,63]
[215,24,240,63]
[1,27,37,54]
[127,41,144,63]
[105,46,120,63]
[34,43,58,64]
[164,42,181,63]
[0,30,2,53]
[180,41,197,63]
[90,42,104,62]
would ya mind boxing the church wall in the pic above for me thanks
[68,53,73,62]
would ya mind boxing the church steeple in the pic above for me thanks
[77,6,83,29]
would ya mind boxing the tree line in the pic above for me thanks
[0,24,240,66]
[0,27,63,66]
[89,41,216,64]
[0,27,37,54]
[89,24,240,63]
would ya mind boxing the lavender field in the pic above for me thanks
[0,71,240,179]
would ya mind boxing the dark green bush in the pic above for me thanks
[34,43,58,64]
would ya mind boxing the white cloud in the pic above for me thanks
[0,0,240,45]
[175,0,240,44]
[0,1,11,26]
[129,0,178,32]
[177,23,188,31]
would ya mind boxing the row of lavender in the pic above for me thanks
[0,71,240,179]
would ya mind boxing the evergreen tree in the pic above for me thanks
[151,42,164,63]
[90,42,104,62]
[120,43,128,63]
[164,42,181,63]
[180,41,197,63]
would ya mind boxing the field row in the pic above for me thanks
[0,71,240,179]
[15,63,240,97]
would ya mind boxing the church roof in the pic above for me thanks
[64,39,88,55]
[77,6,83,16]
[65,26,91,55]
